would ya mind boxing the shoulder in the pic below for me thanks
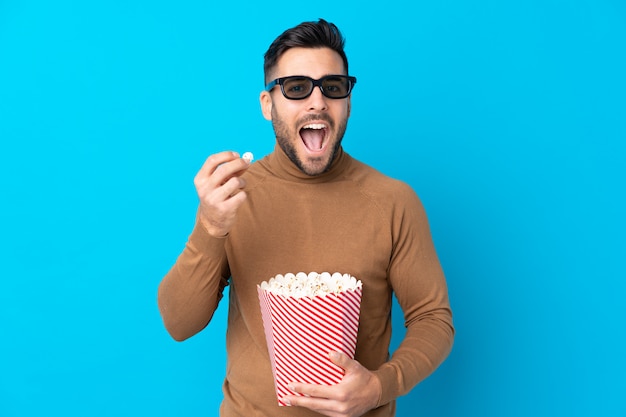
[344,157,436,252]
[343,154,420,204]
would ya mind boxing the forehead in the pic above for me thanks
[273,47,346,79]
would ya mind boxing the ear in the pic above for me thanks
[260,90,273,121]
[347,95,352,118]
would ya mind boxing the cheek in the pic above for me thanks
[342,99,352,117]
[330,101,351,119]
[272,104,299,125]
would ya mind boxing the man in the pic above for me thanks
[158,18,454,417]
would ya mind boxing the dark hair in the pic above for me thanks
[263,18,349,83]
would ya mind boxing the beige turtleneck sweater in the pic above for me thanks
[158,145,454,416]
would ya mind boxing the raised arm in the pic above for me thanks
[157,151,251,341]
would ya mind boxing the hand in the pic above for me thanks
[193,151,251,237]
[283,351,382,417]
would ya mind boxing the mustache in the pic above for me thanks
[298,113,334,129]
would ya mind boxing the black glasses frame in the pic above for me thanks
[265,75,357,100]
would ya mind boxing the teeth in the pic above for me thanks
[303,123,325,130]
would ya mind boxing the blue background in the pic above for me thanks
[1,1,625,416]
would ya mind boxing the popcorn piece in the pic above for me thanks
[242,152,254,163]
[259,272,362,298]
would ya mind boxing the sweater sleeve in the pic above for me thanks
[372,183,455,405]
[157,212,231,341]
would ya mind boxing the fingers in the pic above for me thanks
[283,353,379,416]
[194,151,253,237]
[195,151,250,190]
[288,381,334,400]
[328,351,352,369]
[288,352,355,398]
[196,151,239,178]
[213,175,247,201]
[286,353,352,397]
[283,385,337,417]
[195,152,250,208]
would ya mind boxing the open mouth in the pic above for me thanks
[299,123,328,153]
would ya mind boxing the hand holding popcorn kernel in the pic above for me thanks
[193,151,252,237]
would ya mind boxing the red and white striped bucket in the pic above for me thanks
[257,285,362,406]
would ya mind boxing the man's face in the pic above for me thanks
[260,47,352,176]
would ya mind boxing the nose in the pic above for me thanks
[306,86,328,112]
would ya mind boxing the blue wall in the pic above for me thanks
[1,1,624,416]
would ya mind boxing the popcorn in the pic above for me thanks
[257,272,363,406]
[242,151,254,163]
[259,272,362,298]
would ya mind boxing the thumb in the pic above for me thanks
[329,351,357,371]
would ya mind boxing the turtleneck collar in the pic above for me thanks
[263,143,349,183]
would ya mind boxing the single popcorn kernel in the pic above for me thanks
[242,152,254,163]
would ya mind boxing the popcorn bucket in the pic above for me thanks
[257,273,362,406]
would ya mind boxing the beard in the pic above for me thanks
[271,112,348,176]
